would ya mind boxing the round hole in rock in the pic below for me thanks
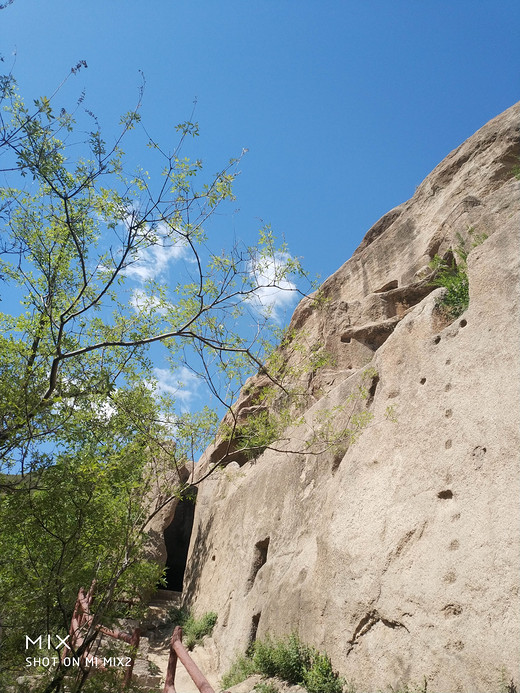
[437,490,454,499]
[459,319,467,328]
[420,377,426,385]
[434,336,441,345]
[161,487,198,592]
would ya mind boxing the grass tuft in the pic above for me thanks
[429,227,487,320]
[166,607,217,650]
[221,633,343,693]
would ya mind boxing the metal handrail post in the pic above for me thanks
[167,626,215,693]
[163,632,178,693]
[123,627,140,689]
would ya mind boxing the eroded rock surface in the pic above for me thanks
[182,103,520,692]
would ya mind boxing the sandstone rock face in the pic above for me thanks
[183,103,520,692]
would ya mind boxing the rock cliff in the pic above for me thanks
[182,103,520,692]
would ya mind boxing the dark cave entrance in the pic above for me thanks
[160,487,198,592]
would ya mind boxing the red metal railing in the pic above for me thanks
[66,583,224,692]
[163,626,224,693]
[64,582,140,689]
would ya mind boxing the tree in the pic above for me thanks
[0,67,305,476]
[0,67,306,691]
[0,383,220,692]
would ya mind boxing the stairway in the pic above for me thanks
[132,589,184,689]
[141,589,183,633]
[148,589,183,606]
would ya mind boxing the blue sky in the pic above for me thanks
[1,0,519,410]
[3,1,518,282]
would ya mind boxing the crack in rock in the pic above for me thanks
[346,609,409,655]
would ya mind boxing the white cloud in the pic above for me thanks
[247,252,298,322]
[130,288,171,315]
[91,398,117,420]
[51,385,117,421]
[121,215,188,283]
[152,366,201,407]
[125,237,187,282]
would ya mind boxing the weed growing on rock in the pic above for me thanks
[221,653,257,688]
[184,611,218,649]
[254,683,280,693]
[253,633,310,684]
[221,633,344,693]
[510,155,520,180]
[429,228,487,319]
[429,253,469,318]
[166,607,217,650]
[498,670,518,693]
[302,650,345,693]
[148,660,161,676]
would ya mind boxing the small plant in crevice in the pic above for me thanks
[220,652,257,688]
[254,683,280,693]
[498,670,518,693]
[429,253,469,318]
[429,227,487,319]
[148,660,161,676]
[302,650,345,693]
[219,333,337,463]
[385,680,429,693]
[253,633,311,684]
[183,610,218,650]
[304,367,380,457]
[510,155,520,181]
[166,607,217,650]
[166,605,189,622]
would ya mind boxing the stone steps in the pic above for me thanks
[149,588,182,605]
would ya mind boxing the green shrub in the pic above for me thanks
[303,651,344,693]
[148,660,161,676]
[510,156,520,180]
[166,607,217,650]
[221,633,344,693]
[254,683,280,693]
[429,254,469,318]
[429,228,487,319]
[498,670,518,693]
[183,611,218,650]
[167,605,190,625]
[220,653,257,689]
[253,633,311,684]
